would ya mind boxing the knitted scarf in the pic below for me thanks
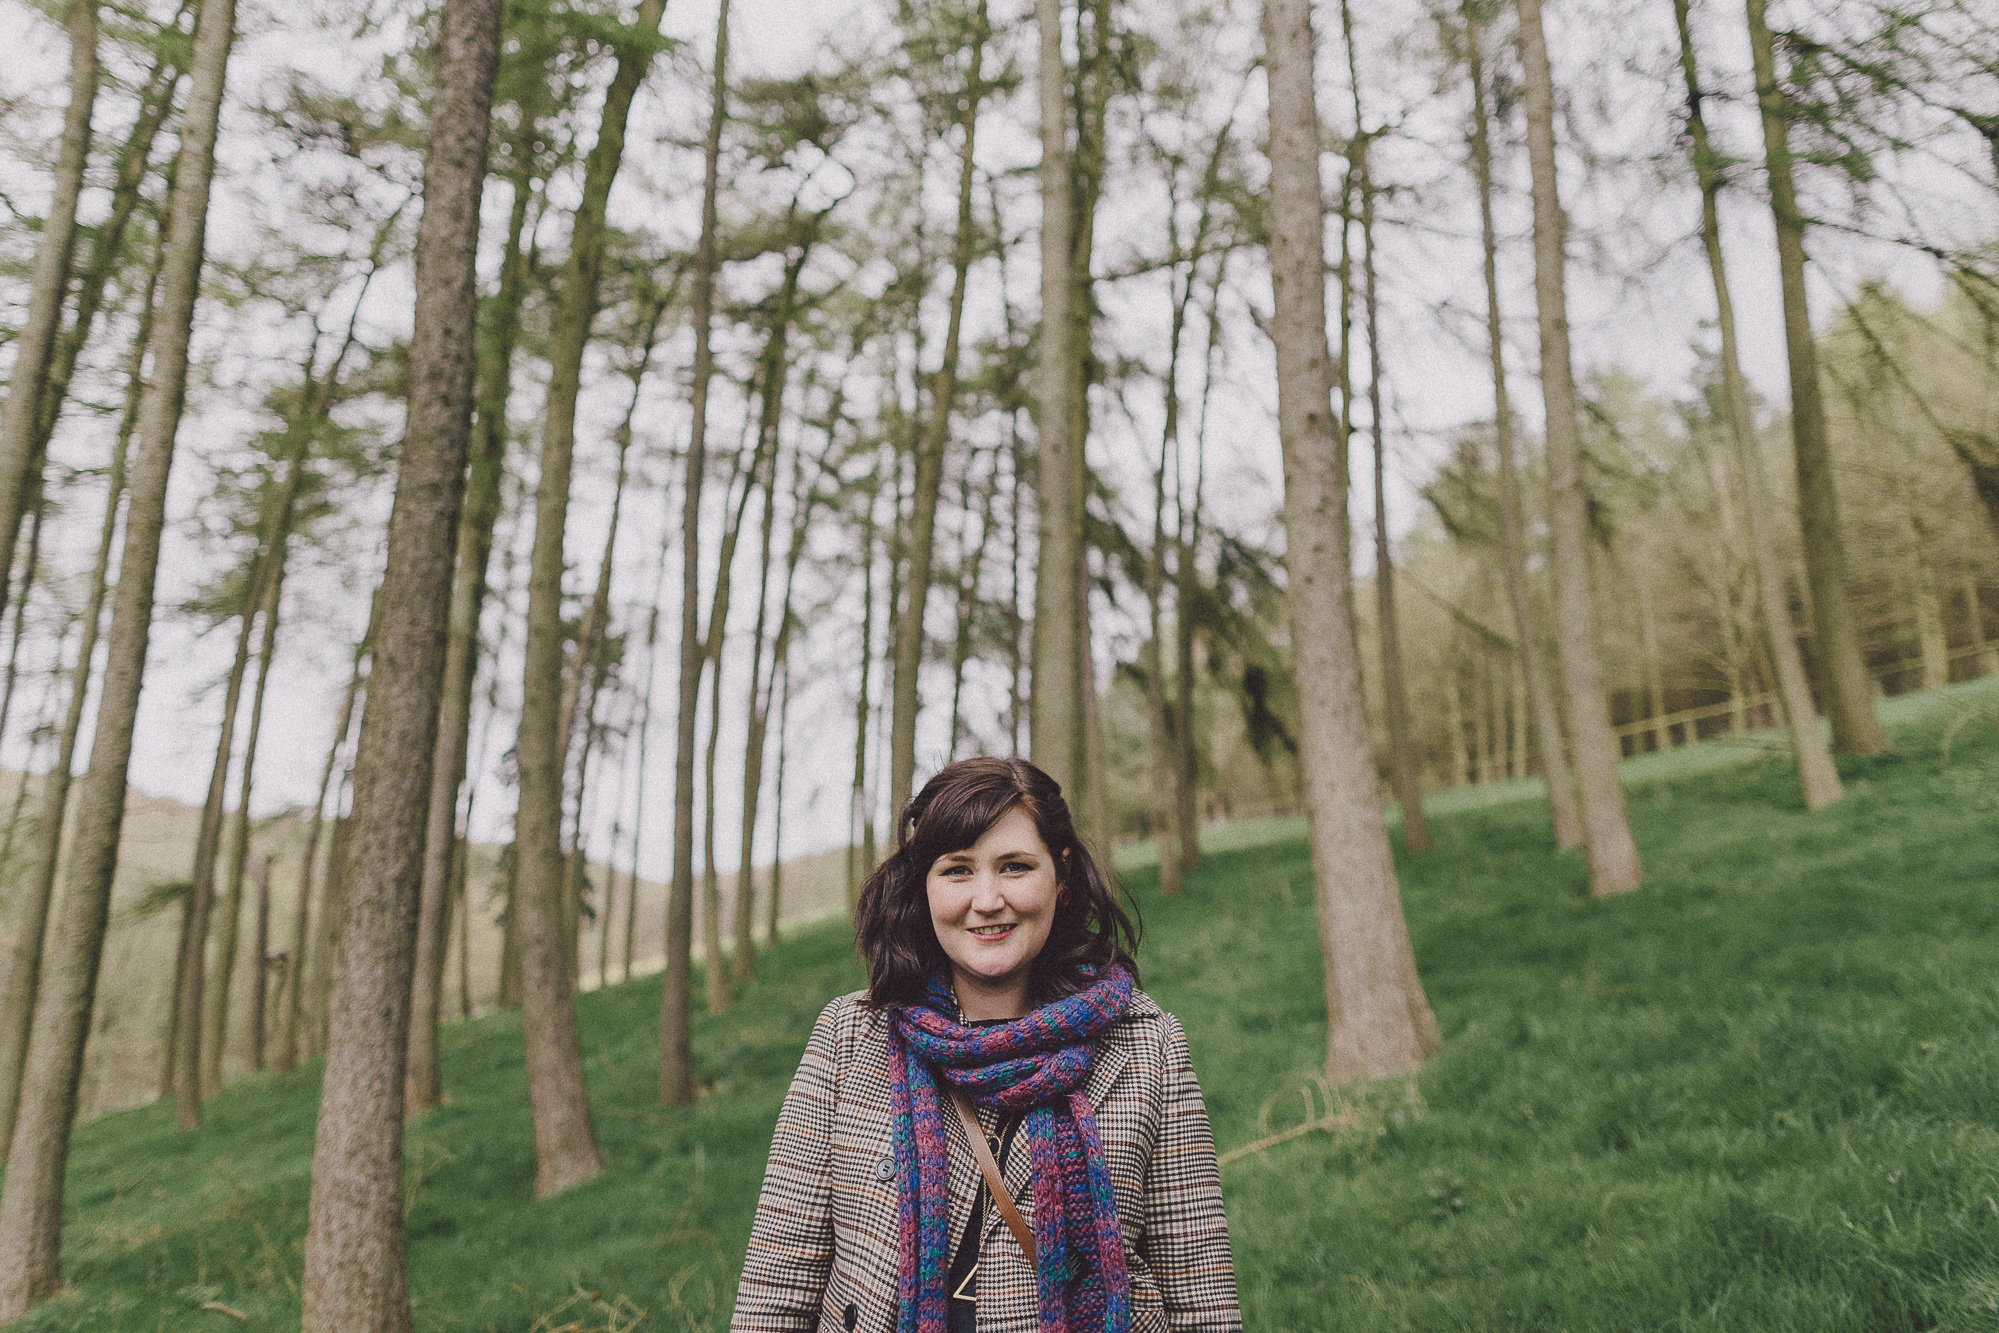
[887,964,1134,1333]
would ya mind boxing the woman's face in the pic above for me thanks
[925,805,1060,1014]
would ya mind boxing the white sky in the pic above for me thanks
[0,0,1976,883]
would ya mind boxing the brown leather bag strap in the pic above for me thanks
[949,1089,1036,1266]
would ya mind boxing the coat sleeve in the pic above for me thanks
[731,997,844,1331]
[1142,1015,1243,1331]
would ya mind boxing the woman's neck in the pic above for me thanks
[952,968,1029,1021]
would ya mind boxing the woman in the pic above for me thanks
[732,757,1240,1333]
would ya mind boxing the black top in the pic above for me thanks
[946,1015,1022,1333]
[946,1107,1024,1333]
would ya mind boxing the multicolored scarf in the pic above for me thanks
[887,964,1134,1333]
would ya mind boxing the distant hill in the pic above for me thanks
[0,773,853,1122]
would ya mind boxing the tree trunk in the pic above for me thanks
[0,220,155,1166]
[757,451,813,946]
[406,104,539,1117]
[1079,583,1109,853]
[1635,564,1669,750]
[0,503,47,861]
[278,595,374,1074]
[1029,0,1082,797]
[1145,244,1196,896]
[297,0,498,1324]
[1446,667,1468,786]
[167,555,258,1120]
[1144,461,1183,895]
[890,0,988,814]
[766,653,793,947]
[1473,649,1495,783]
[664,0,730,1108]
[34,28,183,464]
[1260,0,1439,1084]
[0,0,234,1312]
[176,325,327,1122]
[241,855,269,1071]
[1908,504,1948,688]
[1068,0,1115,856]
[1463,0,1583,848]
[1744,0,1888,755]
[1176,258,1227,874]
[733,476,778,985]
[1346,113,1430,853]
[0,0,98,635]
[514,0,664,1191]
[624,550,668,985]
[947,451,997,756]
[1967,576,1995,676]
[1672,0,1841,808]
[248,854,271,1071]
[309,809,353,1050]
[849,470,881,907]
[202,537,287,1097]
[695,373,789,1009]
[733,237,816,983]
[454,839,473,1018]
[497,845,520,1010]
[701,633,727,1010]
[1510,656,1528,778]
[1515,0,1643,895]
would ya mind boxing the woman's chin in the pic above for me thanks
[953,956,1029,988]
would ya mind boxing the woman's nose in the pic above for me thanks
[968,871,1005,911]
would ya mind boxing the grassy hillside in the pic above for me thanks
[0,776,852,1124]
[9,679,1999,1331]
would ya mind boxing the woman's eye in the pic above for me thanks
[1002,860,1030,874]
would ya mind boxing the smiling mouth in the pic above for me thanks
[967,924,1016,938]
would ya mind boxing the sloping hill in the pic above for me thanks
[0,776,852,1123]
[10,679,1999,1331]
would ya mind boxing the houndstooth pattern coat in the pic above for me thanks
[731,988,1242,1333]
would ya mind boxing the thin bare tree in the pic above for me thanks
[0,0,98,633]
[889,0,990,814]
[1340,1,1431,856]
[0,0,238,1313]
[1515,0,1643,895]
[202,530,288,1097]
[1744,0,1890,756]
[1029,0,1082,795]
[1674,0,1842,809]
[664,0,731,1107]
[1459,0,1583,850]
[0,210,160,1166]
[514,0,667,1196]
[297,0,500,1324]
[1260,0,1441,1083]
[405,75,547,1115]
[276,592,376,1074]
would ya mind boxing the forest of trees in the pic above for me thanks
[0,0,1993,1322]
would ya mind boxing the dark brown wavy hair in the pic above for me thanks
[854,756,1140,1010]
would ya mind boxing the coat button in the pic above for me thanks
[873,1154,897,1183]
[843,1303,858,1330]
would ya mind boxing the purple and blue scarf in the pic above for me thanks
[887,964,1134,1333]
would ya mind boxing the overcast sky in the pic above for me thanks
[0,0,1971,881]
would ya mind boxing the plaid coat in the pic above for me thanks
[731,988,1242,1333]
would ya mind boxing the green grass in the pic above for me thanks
[11,679,1999,1331]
